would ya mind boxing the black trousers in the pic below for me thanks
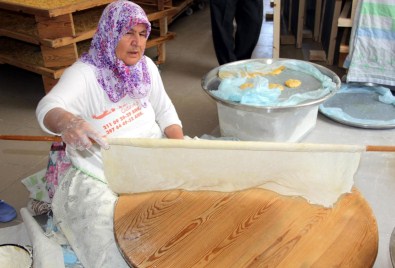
[210,0,263,65]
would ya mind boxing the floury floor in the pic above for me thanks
[0,2,394,267]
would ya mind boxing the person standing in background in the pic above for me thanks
[210,0,263,65]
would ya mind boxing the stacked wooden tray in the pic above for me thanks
[0,0,176,93]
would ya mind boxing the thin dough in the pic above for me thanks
[103,138,364,207]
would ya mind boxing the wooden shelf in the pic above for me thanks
[135,0,194,23]
[285,0,358,65]
[337,0,358,27]
[0,37,65,79]
[0,29,175,77]
[0,0,113,17]
[0,0,176,92]
[134,0,173,9]
[338,0,353,27]
[0,6,175,48]
[168,0,194,23]
[335,0,359,66]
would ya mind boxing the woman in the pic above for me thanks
[36,1,183,267]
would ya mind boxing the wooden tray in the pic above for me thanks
[0,0,113,17]
[114,187,378,267]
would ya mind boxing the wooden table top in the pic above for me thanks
[114,187,378,268]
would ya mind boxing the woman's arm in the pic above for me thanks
[43,107,76,134]
[37,63,109,150]
[146,58,184,135]
[164,124,184,139]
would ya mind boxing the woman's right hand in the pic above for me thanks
[61,116,110,151]
[44,108,109,151]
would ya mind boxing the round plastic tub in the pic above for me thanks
[201,58,341,142]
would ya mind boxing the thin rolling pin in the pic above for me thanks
[0,135,62,142]
[0,135,394,152]
[366,145,395,152]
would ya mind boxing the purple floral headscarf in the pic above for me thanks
[80,0,151,103]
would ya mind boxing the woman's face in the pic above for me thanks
[115,23,148,66]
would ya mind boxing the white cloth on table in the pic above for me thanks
[344,0,395,86]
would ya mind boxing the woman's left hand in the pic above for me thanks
[164,124,184,139]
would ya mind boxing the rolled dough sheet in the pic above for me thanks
[102,138,364,207]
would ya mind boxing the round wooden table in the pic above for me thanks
[114,187,378,267]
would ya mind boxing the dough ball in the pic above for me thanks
[285,79,301,88]
[239,82,254,90]
[269,83,284,90]
[269,65,286,75]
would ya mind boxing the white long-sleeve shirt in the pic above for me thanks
[36,56,182,181]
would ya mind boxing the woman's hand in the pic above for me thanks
[44,108,109,151]
[164,124,184,139]
[61,116,109,150]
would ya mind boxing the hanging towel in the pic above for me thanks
[344,0,395,86]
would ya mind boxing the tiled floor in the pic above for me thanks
[1,2,394,267]
[252,0,275,59]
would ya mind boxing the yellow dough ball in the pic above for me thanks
[239,82,254,90]
[269,83,284,90]
[269,65,286,75]
[285,79,301,88]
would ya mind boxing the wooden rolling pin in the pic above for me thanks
[0,135,395,152]
[366,145,395,152]
[0,135,62,142]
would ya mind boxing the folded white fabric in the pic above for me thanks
[344,0,395,86]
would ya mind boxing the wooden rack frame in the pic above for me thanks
[0,0,176,93]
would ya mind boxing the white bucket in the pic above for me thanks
[0,244,33,268]
[217,102,318,142]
